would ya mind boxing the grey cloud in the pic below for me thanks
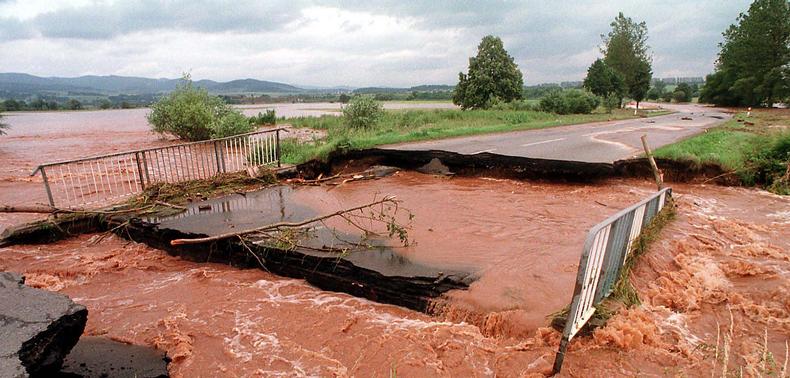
[0,0,758,85]
[26,0,305,40]
[0,17,35,40]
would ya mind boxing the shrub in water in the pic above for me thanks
[249,109,276,126]
[539,89,600,114]
[214,111,253,138]
[147,74,253,141]
[343,95,384,129]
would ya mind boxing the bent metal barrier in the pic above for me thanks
[31,129,281,209]
[552,187,672,374]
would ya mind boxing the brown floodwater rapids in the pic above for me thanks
[2,171,787,376]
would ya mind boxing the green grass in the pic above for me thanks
[654,109,790,192]
[653,127,760,170]
[278,107,662,164]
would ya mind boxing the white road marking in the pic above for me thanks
[521,138,565,147]
[471,149,496,154]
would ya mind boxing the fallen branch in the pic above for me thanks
[170,195,399,246]
[0,201,185,214]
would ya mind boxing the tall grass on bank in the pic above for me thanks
[276,108,657,164]
[654,110,790,194]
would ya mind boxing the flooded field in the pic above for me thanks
[0,102,455,232]
[2,171,787,376]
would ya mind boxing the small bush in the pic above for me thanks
[539,89,600,114]
[747,132,790,193]
[249,109,276,126]
[147,74,253,141]
[214,111,253,138]
[603,94,620,113]
[343,95,384,129]
[491,99,538,111]
[673,89,691,103]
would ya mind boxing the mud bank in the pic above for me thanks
[296,148,738,186]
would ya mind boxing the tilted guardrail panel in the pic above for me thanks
[552,188,671,374]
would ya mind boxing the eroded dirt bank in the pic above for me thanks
[2,172,787,376]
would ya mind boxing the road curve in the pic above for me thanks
[383,103,731,163]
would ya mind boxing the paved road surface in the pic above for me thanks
[384,104,730,163]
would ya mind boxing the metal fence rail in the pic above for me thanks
[31,129,281,208]
[552,187,671,374]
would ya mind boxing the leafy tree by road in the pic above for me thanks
[453,35,524,109]
[147,74,253,141]
[583,58,625,99]
[629,60,652,109]
[700,0,790,106]
[601,12,653,108]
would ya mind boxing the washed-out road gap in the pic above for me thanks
[385,103,731,163]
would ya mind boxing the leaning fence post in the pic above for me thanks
[213,140,224,174]
[39,166,56,208]
[134,152,146,190]
[275,129,281,167]
[641,135,663,190]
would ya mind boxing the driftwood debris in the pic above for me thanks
[170,196,401,246]
[0,201,186,215]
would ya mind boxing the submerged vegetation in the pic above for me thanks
[654,110,790,193]
[133,171,277,207]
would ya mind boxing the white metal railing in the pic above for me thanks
[552,187,671,374]
[31,129,281,208]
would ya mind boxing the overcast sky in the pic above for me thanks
[0,0,752,87]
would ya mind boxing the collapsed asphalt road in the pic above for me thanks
[384,103,730,163]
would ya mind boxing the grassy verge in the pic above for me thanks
[278,107,670,165]
[654,109,790,193]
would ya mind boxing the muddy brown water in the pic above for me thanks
[3,171,786,376]
[0,102,455,232]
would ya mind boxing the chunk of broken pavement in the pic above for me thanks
[0,272,87,377]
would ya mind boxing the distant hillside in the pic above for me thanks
[0,73,305,96]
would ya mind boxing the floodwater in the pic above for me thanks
[0,102,455,233]
[3,173,786,376]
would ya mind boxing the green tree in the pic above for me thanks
[338,94,351,103]
[602,12,653,108]
[147,74,253,141]
[29,98,45,110]
[98,99,112,109]
[67,99,82,110]
[700,0,790,106]
[629,60,652,109]
[343,95,384,129]
[453,35,524,109]
[674,83,693,102]
[583,59,626,103]
[3,99,23,111]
